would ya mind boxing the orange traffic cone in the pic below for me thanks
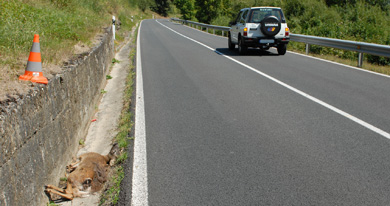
[19,34,48,84]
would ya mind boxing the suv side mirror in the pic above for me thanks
[229,21,236,26]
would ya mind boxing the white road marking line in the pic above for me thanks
[157,19,390,140]
[132,20,148,206]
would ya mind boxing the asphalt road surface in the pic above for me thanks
[120,19,390,206]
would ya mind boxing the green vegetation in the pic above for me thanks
[46,201,58,206]
[171,0,390,66]
[0,0,150,83]
[112,58,121,64]
[79,139,85,145]
[100,166,125,205]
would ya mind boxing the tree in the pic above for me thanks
[152,0,170,16]
[139,0,152,12]
[174,0,195,20]
[324,0,357,7]
[195,0,222,24]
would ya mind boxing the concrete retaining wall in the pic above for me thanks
[0,27,114,206]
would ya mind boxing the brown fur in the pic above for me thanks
[45,143,118,200]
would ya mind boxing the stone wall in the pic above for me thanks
[0,27,114,206]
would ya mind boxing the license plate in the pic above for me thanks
[259,39,274,43]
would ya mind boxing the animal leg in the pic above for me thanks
[45,181,75,200]
[45,184,66,193]
[67,160,81,173]
[45,188,74,200]
[70,159,81,168]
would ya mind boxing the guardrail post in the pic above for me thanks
[213,29,215,35]
[112,16,116,40]
[206,27,208,33]
[358,53,364,68]
[222,31,224,36]
[305,44,310,55]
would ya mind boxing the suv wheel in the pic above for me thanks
[238,37,247,55]
[228,34,235,50]
[277,44,287,55]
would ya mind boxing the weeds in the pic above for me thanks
[47,201,58,206]
[115,152,128,165]
[79,139,85,145]
[112,58,120,64]
[99,166,125,205]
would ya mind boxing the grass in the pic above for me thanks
[1,0,110,69]
[100,166,125,205]
[0,0,146,100]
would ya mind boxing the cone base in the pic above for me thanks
[19,71,48,84]
[19,75,33,81]
[31,76,48,84]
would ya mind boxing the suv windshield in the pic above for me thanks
[248,8,286,23]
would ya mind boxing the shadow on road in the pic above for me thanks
[215,48,280,57]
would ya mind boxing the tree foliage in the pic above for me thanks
[151,0,170,16]
[195,0,222,24]
[173,0,195,20]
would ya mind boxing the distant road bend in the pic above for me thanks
[122,19,390,206]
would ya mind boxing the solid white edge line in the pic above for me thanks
[157,19,390,140]
[132,20,148,206]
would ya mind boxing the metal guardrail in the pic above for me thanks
[171,18,390,68]
[171,18,229,36]
[291,34,390,67]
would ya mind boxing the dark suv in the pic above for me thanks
[228,7,290,55]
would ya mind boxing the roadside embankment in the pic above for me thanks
[0,27,114,206]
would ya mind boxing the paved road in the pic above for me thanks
[122,19,390,205]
